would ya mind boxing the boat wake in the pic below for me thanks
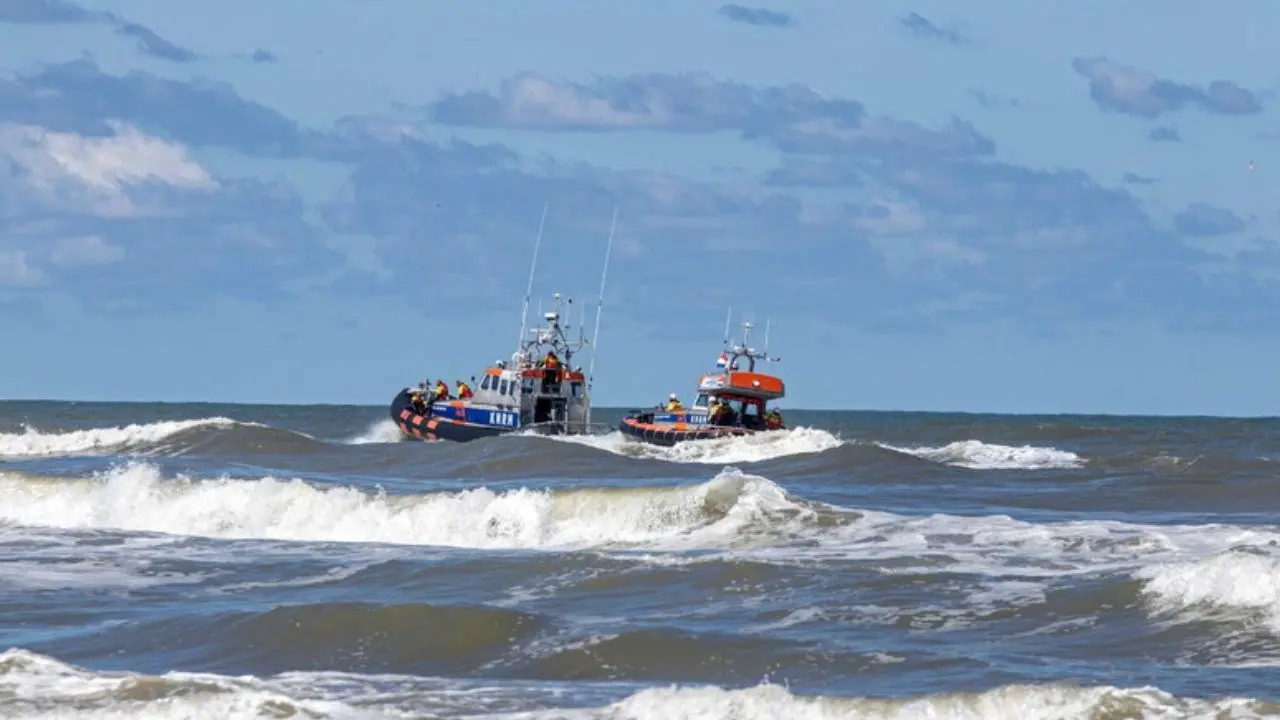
[343,419,405,445]
[549,429,1082,471]
[545,426,846,464]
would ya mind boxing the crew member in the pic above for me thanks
[708,398,727,426]
[433,379,449,401]
[409,388,428,414]
[764,408,784,430]
[666,393,684,411]
[713,398,737,426]
[456,379,473,399]
[541,351,561,392]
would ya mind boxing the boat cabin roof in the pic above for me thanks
[691,317,785,404]
[695,370,785,401]
[474,364,587,403]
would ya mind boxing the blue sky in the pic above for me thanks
[2,0,1279,415]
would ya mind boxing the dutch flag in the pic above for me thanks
[714,353,728,369]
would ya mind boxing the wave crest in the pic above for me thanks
[2,648,1272,720]
[0,648,356,719]
[0,463,803,550]
[587,680,1273,720]
[877,439,1084,470]
[1137,547,1280,631]
[0,418,249,458]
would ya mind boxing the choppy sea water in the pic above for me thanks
[1,400,1279,719]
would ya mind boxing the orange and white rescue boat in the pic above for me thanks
[619,319,788,447]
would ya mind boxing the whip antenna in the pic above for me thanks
[516,201,549,350]
[585,206,618,425]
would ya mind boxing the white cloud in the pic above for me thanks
[49,235,124,266]
[498,74,676,128]
[0,120,218,216]
[0,251,42,286]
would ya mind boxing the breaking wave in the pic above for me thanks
[0,463,799,550]
[876,439,1084,470]
[0,416,407,460]
[1137,548,1280,633]
[0,418,249,457]
[582,681,1277,720]
[0,648,1274,719]
[2,463,1276,583]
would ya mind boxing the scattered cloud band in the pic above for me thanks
[716,4,793,28]
[1073,57,1262,119]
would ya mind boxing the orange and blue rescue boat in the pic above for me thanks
[619,320,787,447]
[391,294,600,442]
[391,205,618,444]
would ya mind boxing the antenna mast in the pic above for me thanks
[516,201,549,350]
[722,307,732,348]
[585,206,618,425]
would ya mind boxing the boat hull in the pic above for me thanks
[390,389,587,443]
[618,415,777,447]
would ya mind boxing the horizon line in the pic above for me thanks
[0,397,1275,421]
